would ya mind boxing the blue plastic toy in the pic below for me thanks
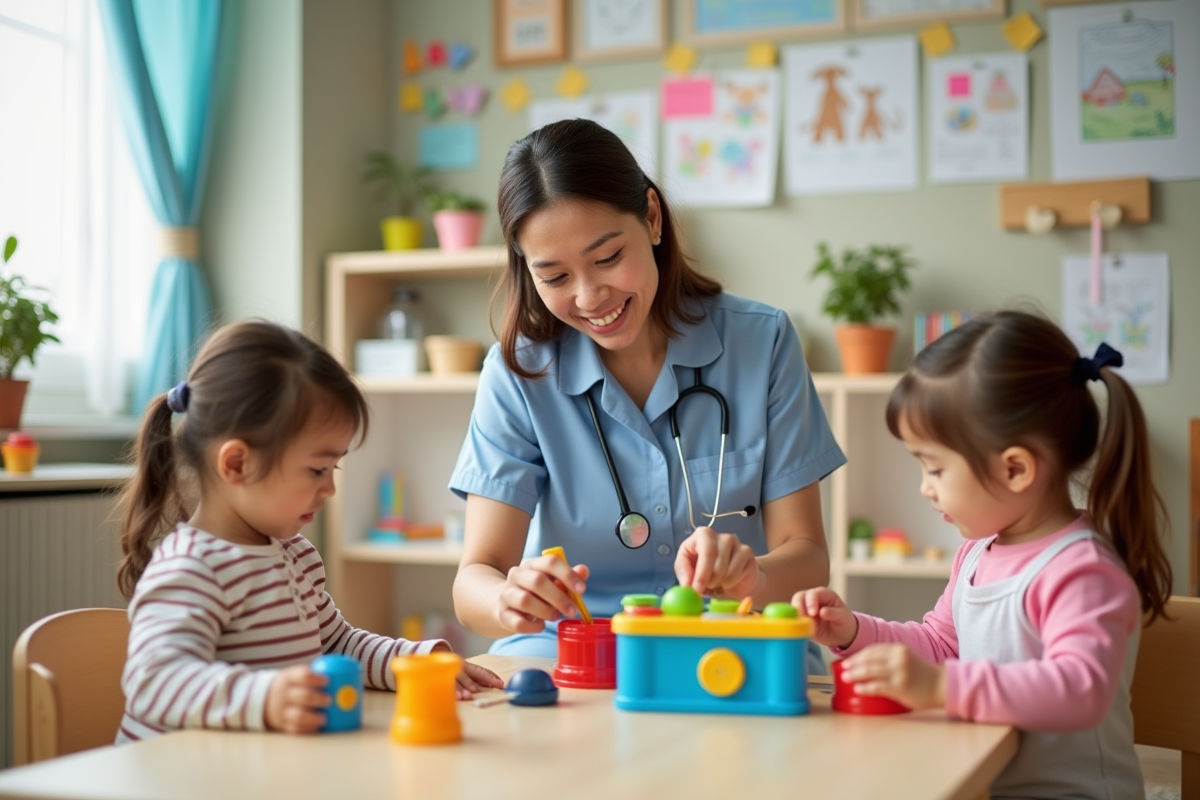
[473,668,559,708]
[312,654,363,732]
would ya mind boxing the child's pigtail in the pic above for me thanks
[1089,369,1173,622]
[117,394,183,599]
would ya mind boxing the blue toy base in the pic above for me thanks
[614,696,809,716]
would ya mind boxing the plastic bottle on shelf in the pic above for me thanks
[362,286,426,375]
[380,286,426,342]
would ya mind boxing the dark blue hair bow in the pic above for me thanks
[1072,342,1124,385]
[166,381,190,414]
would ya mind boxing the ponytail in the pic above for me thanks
[117,395,187,599]
[1089,369,1173,623]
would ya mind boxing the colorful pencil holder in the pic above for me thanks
[553,618,616,689]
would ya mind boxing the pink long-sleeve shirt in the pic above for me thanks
[839,515,1141,732]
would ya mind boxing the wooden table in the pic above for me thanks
[0,655,1017,800]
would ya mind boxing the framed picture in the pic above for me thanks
[850,0,1005,31]
[574,0,667,62]
[494,0,568,67]
[683,0,846,46]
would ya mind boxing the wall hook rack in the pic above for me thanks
[1000,176,1150,234]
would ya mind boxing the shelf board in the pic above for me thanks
[841,558,953,579]
[0,462,135,493]
[327,245,506,278]
[358,373,480,394]
[810,372,902,393]
[342,541,464,565]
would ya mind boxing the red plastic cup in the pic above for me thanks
[831,659,911,715]
[553,618,616,689]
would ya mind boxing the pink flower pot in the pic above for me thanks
[432,210,484,252]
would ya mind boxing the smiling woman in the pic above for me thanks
[449,120,847,670]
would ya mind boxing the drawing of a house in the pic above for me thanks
[1083,68,1126,106]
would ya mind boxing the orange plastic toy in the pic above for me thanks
[390,652,463,745]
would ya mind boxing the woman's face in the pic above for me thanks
[517,190,662,355]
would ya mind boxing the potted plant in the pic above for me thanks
[810,242,915,374]
[426,190,487,252]
[0,236,60,428]
[363,152,432,251]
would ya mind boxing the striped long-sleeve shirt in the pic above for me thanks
[117,524,445,742]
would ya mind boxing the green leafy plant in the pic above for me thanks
[425,190,486,213]
[362,152,433,217]
[810,242,916,325]
[0,236,60,380]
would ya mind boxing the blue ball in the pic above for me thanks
[506,668,558,706]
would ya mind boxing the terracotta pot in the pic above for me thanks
[0,378,29,429]
[432,211,484,252]
[834,325,894,374]
[380,217,423,250]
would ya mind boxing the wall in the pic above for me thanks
[390,0,1199,592]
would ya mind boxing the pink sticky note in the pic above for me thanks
[663,77,714,119]
[948,73,971,98]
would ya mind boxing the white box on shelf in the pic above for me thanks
[355,339,420,377]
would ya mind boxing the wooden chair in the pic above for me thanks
[12,608,130,766]
[1132,595,1200,798]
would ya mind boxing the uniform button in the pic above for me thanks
[657,544,671,556]
[655,586,665,595]
[655,505,666,515]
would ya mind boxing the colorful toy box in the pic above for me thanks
[612,588,814,716]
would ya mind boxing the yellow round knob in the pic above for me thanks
[697,648,745,697]
[336,685,359,711]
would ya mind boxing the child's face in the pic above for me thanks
[239,416,356,541]
[898,420,1015,541]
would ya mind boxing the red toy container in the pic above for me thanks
[831,659,911,715]
[553,618,616,689]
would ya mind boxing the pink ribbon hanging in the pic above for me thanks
[1090,207,1103,305]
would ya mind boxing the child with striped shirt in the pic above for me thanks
[115,321,502,741]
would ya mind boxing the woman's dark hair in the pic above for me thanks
[885,310,1172,622]
[116,320,369,599]
[494,118,721,378]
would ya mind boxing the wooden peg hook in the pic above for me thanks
[1025,205,1057,235]
[1090,201,1122,230]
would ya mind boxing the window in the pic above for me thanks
[0,0,156,418]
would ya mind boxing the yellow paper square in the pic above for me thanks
[1003,12,1043,53]
[557,66,589,98]
[664,43,697,75]
[746,41,777,68]
[919,22,955,58]
[501,79,532,113]
[399,83,423,112]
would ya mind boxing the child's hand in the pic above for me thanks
[792,587,858,649]
[455,661,505,700]
[841,643,946,710]
[265,665,330,734]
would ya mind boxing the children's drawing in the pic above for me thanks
[528,90,658,178]
[783,37,918,195]
[1062,253,1169,385]
[928,53,1029,183]
[1049,0,1200,182]
[1079,17,1174,140]
[663,69,779,208]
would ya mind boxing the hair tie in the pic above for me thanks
[166,381,191,414]
[1072,342,1124,385]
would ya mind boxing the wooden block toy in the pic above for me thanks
[312,654,363,732]
[613,587,814,716]
[390,652,463,745]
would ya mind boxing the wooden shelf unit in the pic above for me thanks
[323,247,955,642]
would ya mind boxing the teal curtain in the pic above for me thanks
[97,0,224,412]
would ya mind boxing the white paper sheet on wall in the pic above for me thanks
[928,53,1029,183]
[783,37,918,195]
[528,91,659,179]
[1049,0,1200,182]
[660,69,780,209]
[1061,253,1170,386]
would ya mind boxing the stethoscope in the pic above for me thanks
[585,367,756,549]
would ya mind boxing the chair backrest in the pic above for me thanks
[11,608,130,766]
[1131,595,1200,799]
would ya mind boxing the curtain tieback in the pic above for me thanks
[158,226,200,260]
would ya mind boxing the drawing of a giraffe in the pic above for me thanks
[859,87,886,140]
[811,65,849,143]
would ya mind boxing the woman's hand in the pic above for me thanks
[675,527,762,599]
[792,587,858,649]
[841,643,946,711]
[495,553,590,634]
[265,665,329,734]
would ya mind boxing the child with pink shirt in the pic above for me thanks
[795,310,1172,800]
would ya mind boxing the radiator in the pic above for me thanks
[1,492,126,768]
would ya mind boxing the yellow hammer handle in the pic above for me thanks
[542,547,593,624]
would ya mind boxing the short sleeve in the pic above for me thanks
[448,345,548,515]
[761,312,845,503]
